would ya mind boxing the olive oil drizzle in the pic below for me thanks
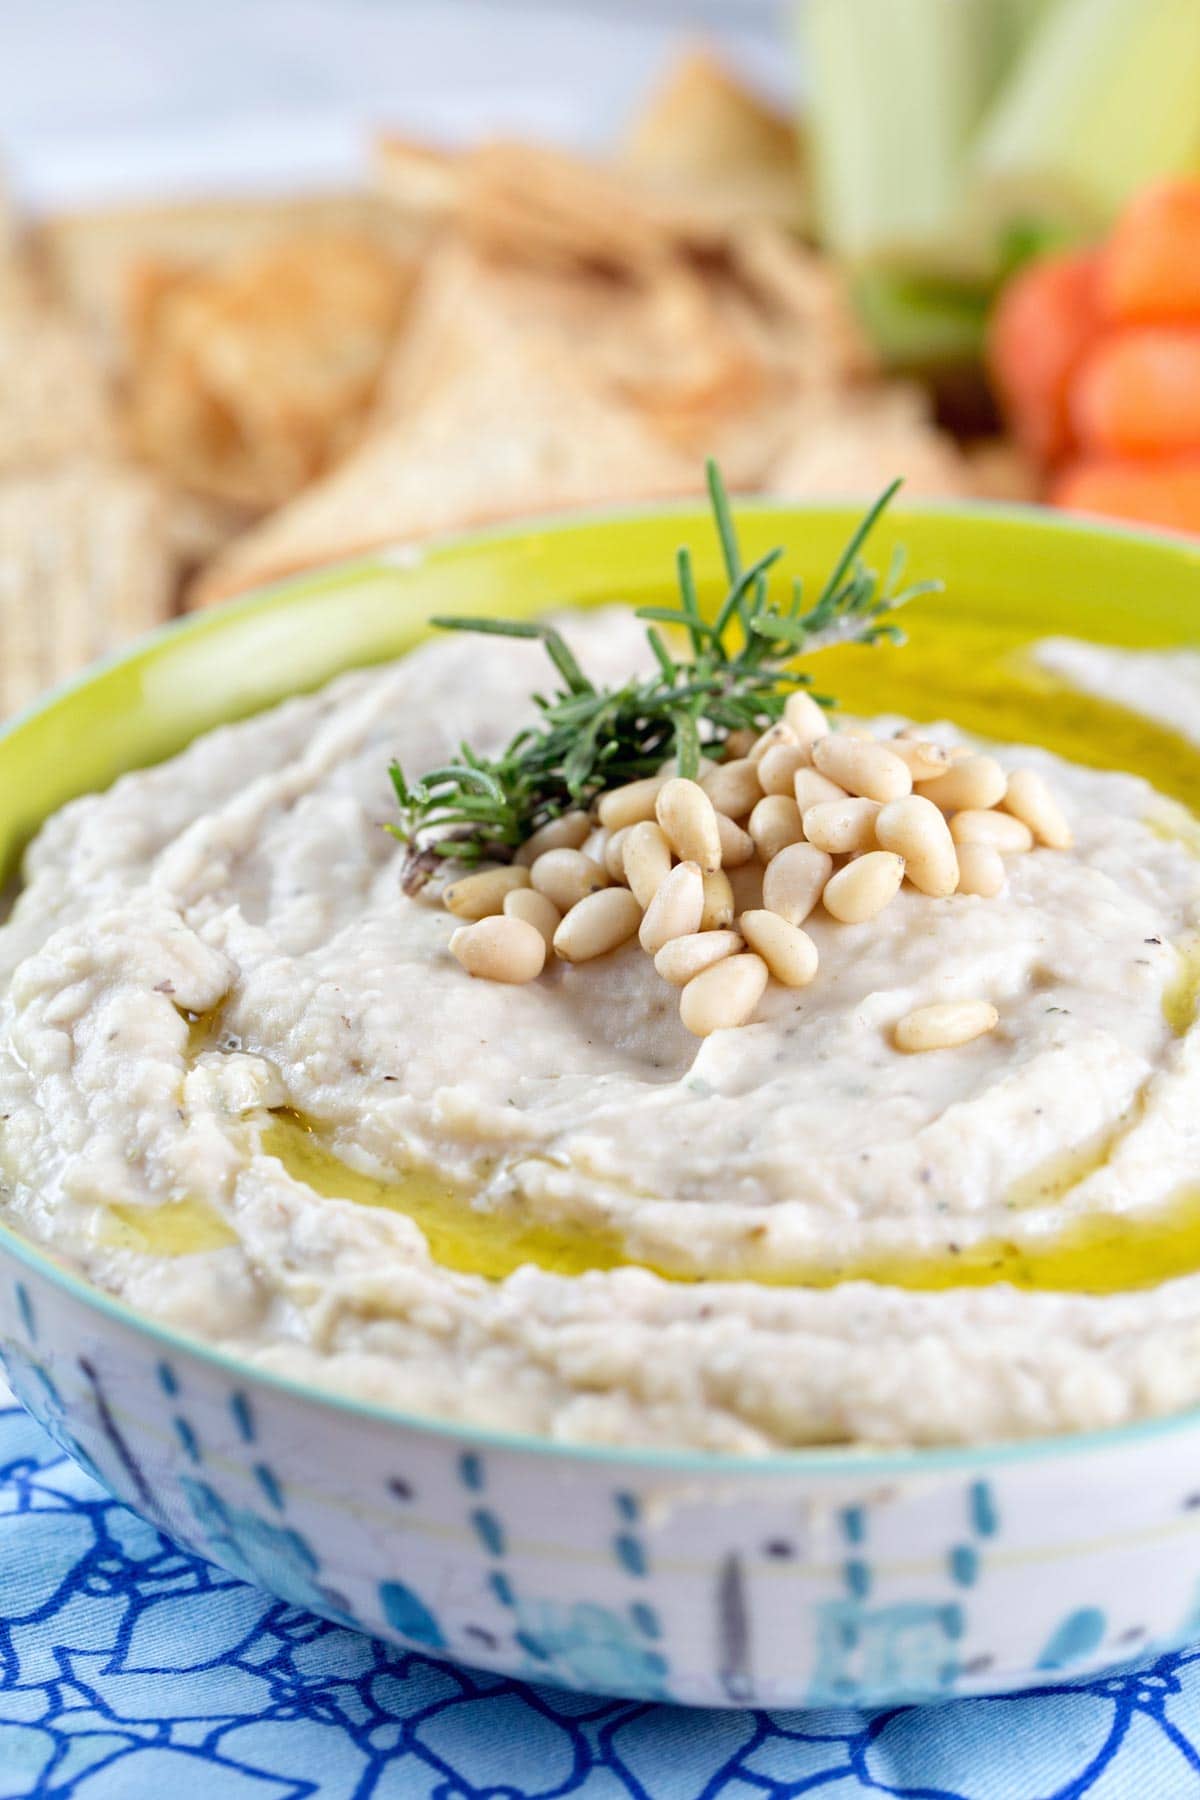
[1166,934,1200,1039]
[104,1195,237,1256]
[256,1111,1200,1297]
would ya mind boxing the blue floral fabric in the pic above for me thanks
[2,1386,1198,1799]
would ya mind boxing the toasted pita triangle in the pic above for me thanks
[36,191,422,368]
[765,385,970,500]
[622,47,806,232]
[194,245,698,605]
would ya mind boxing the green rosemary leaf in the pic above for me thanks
[884,541,907,593]
[634,603,716,640]
[390,466,939,884]
[890,577,943,607]
[675,545,707,658]
[706,458,742,586]
[430,615,543,638]
[420,763,508,801]
[432,614,592,695]
[746,612,808,649]
[669,707,702,781]
[538,628,593,697]
[710,545,784,646]
[646,627,676,683]
[812,479,902,616]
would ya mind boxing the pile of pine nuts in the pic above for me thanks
[442,690,1072,1048]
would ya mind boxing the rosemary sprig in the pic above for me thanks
[388,461,940,889]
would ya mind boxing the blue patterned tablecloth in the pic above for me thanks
[4,1384,1200,1799]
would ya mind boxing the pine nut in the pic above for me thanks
[716,812,755,868]
[916,754,1007,812]
[728,857,765,914]
[802,797,882,855]
[1002,768,1073,849]
[701,757,762,820]
[783,689,830,749]
[876,795,959,898]
[890,736,952,781]
[583,825,610,860]
[553,888,642,962]
[822,851,905,923]
[949,810,1034,853]
[597,775,664,831]
[749,721,798,763]
[722,727,758,760]
[738,910,819,988]
[449,915,546,983]
[515,811,591,865]
[639,859,705,953]
[656,777,723,874]
[757,742,812,796]
[444,864,530,920]
[530,848,610,910]
[955,842,1005,897]
[657,753,718,783]
[793,767,849,814]
[700,869,736,931]
[679,952,768,1036]
[655,929,743,987]
[604,827,632,882]
[748,795,806,862]
[894,1000,999,1053]
[761,842,833,925]
[622,820,673,907]
[812,735,912,803]
[503,886,561,949]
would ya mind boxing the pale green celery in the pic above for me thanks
[799,0,1040,279]
[973,0,1200,236]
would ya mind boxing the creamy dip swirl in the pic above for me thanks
[2,611,1199,1453]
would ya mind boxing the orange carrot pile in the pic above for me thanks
[988,180,1200,537]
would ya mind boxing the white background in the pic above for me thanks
[2,0,790,210]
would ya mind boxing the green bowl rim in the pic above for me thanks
[2,494,1199,1481]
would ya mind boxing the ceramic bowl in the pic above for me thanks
[0,503,1198,1710]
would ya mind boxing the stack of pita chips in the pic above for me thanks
[195,51,994,605]
[0,188,422,713]
[0,47,1033,712]
[0,180,178,716]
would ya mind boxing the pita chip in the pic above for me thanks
[125,233,413,509]
[622,46,806,233]
[458,140,674,279]
[765,385,972,502]
[193,245,698,606]
[0,459,176,716]
[0,303,115,475]
[373,135,463,223]
[36,190,421,369]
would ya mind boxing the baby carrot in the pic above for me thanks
[1071,328,1200,457]
[987,250,1099,464]
[1099,179,1200,325]
[1052,457,1200,536]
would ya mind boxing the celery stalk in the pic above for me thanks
[799,0,1041,279]
[973,0,1200,235]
